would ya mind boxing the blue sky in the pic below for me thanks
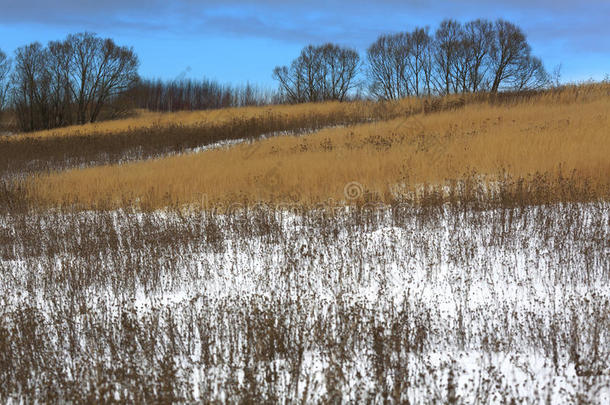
[0,0,608,88]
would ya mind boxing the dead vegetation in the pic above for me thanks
[18,83,610,210]
[0,83,608,403]
[0,203,608,403]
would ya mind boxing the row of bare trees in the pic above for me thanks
[273,44,360,103]
[0,50,10,122]
[1,38,279,130]
[1,33,138,132]
[1,18,549,131]
[274,18,549,102]
[129,78,280,112]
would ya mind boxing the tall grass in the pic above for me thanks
[0,98,427,178]
[2,83,609,403]
[4,83,607,180]
[7,82,607,142]
[3,101,394,140]
[23,84,610,210]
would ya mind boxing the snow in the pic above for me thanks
[0,202,608,402]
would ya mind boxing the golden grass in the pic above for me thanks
[3,99,423,142]
[8,82,607,142]
[24,83,610,210]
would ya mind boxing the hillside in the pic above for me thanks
[17,83,610,210]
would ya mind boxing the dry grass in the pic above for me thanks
[0,96,431,179]
[7,82,605,142]
[2,83,609,403]
[23,84,610,210]
[1,203,608,402]
[2,99,420,141]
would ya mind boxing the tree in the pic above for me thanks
[489,19,533,93]
[462,19,494,92]
[11,43,52,131]
[319,44,360,101]
[364,18,546,99]
[366,33,410,100]
[0,49,11,114]
[551,63,562,88]
[433,19,462,95]
[297,45,324,102]
[512,55,549,91]
[273,47,316,103]
[273,43,359,103]
[406,27,432,96]
[47,40,74,127]
[129,78,276,112]
[9,33,139,131]
[66,32,139,124]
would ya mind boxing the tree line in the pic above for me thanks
[1,33,138,132]
[128,79,280,112]
[273,43,360,103]
[0,33,281,132]
[275,18,549,102]
[0,18,550,132]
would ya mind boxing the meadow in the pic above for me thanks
[0,83,608,403]
[0,98,421,179]
[20,83,610,210]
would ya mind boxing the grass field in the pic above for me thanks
[0,97,427,179]
[1,83,608,403]
[22,83,610,210]
[2,99,419,141]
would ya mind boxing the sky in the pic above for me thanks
[0,0,608,88]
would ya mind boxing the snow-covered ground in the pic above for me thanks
[0,202,608,402]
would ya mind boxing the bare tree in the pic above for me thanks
[513,55,549,91]
[273,46,321,103]
[366,33,410,100]
[131,78,276,112]
[299,45,324,102]
[364,18,545,99]
[453,31,474,93]
[433,19,462,95]
[406,27,432,96]
[450,19,495,93]
[421,34,435,96]
[67,33,139,124]
[489,19,533,93]
[11,43,52,131]
[462,19,494,92]
[9,33,139,131]
[273,65,303,103]
[319,44,360,101]
[551,63,562,88]
[274,43,359,103]
[0,49,11,114]
[47,40,74,127]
